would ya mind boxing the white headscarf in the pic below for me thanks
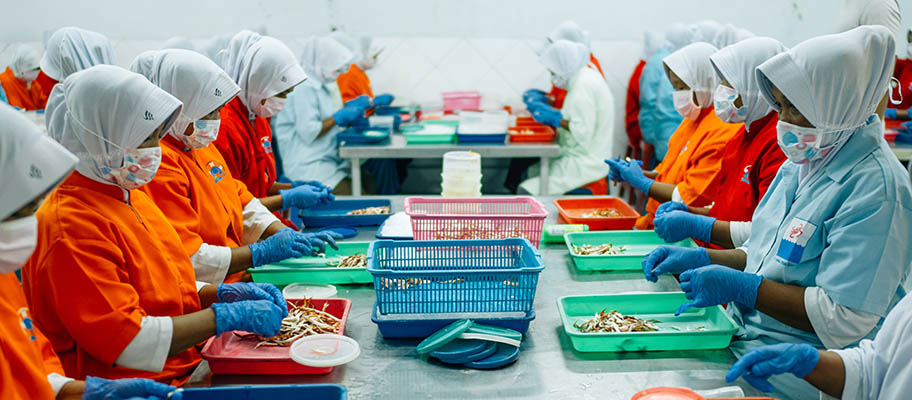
[712,23,755,49]
[40,27,116,81]
[547,21,592,51]
[693,20,725,44]
[642,31,666,60]
[663,42,720,108]
[200,33,232,64]
[161,36,195,51]
[665,23,698,52]
[130,49,240,137]
[0,104,77,220]
[329,31,363,64]
[219,30,307,116]
[10,45,41,78]
[539,39,590,83]
[299,36,355,85]
[710,37,787,129]
[45,65,182,186]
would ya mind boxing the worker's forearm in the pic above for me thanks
[804,350,846,398]
[268,182,291,195]
[56,381,85,400]
[259,195,283,212]
[643,170,658,179]
[559,119,569,130]
[227,246,254,276]
[754,280,815,332]
[710,220,736,249]
[687,206,711,216]
[319,117,336,138]
[707,248,746,270]
[197,284,219,309]
[898,109,910,120]
[260,221,286,240]
[647,181,676,203]
[169,309,217,357]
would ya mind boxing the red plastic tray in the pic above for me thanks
[509,125,556,143]
[515,116,538,127]
[200,298,352,375]
[554,197,640,230]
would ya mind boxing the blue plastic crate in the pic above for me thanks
[371,305,535,338]
[298,199,392,227]
[181,384,347,400]
[456,133,507,144]
[338,128,390,145]
[367,239,544,315]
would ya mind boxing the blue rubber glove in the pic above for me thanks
[654,210,716,243]
[372,93,394,107]
[300,231,342,254]
[641,245,710,283]
[526,99,549,114]
[885,108,898,120]
[676,265,763,316]
[531,104,563,127]
[217,282,287,316]
[293,179,328,191]
[333,106,366,126]
[211,299,285,337]
[249,228,316,266]
[83,376,179,400]
[522,89,548,106]
[604,158,654,195]
[901,120,912,132]
[344,94,371,110]
[726,343,820,393]
[655,201,688,218]
[279,184,330,209]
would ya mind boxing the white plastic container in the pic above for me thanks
[369,115,395,130]
[442,151,481,175]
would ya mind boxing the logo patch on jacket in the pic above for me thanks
[261,137,272,154]
[741,165,752,184]
[776,218,817,265]
[206,160,226,183]
[18,307,36,341]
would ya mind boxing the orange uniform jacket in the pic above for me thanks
[21,172,202,385]
[0,67,48,111]
[35,71,57,99]
[214,97,277,199]
[635,107,742,229]
[0,273,66,400]
[548,54,604,109]
[337,64,374,103]
[141,136,256,283]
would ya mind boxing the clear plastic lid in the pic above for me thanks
[289,334,360,367]
[282,282,337,299]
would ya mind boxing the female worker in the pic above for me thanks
[607,42,742,229]
[329,31,394,106]
[0,45,47,110]
[651,38,788,249]
[21,65,288,385]
[518,39,615,195]
[37,26,116,98]
[272,36,368,195]
[132,49,338,285]
[523,21,604,110]
[0,104,184,399]
[643,26,912,398]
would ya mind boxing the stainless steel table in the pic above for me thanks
[338,135,561,195]
[189,196,764,399]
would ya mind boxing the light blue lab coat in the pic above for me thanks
[638,48,683,162]
[271,79,350,187]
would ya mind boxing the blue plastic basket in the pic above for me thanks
[181,384,347,400]
[371,305,535,338]
[367,239,544,315]
[298,199,392,227]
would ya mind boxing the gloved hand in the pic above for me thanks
[641,245,710,283]
[654,210,716,243]
[531,104,563,127]
[300,231,342,254]
[655,201,688,218]
[522,89,548,106]
[280,184,331,209]
[82,376,179,400]
[333,106,366,126]
[604,158,654,195]
[344,94,371,110]
[726,343,820,393]
[885,108,898,120]
[676,265,763,315]
[901,120,912,133]
[372,94,395,107]
[211,299,285,337]
[217,282,287,316]
[249,228,316,266]
[526,99,549,114]
[293,179,328,191]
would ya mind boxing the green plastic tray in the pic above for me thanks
[558,292,737,352]
[404,122,457,145]
[564,230,697,271]
[249,241,372,286]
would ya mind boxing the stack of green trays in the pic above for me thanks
[248,241,372,286]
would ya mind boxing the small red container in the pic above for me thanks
[509,125,556,143]
[514,116,538,127]
[554,197,640,231]
[200,298,352,375]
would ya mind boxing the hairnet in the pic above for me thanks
[664,23,698,52]
[131,49,240,136]
[642,31,666,60]
[45,65,182,186]
[711,24,754,48]
[663,42,720,107]
[10,45,41,78]
[757,25,895,132]
[299,36,355,85]
[547,21,592,51]
[539,39,590,82]
[0,104,77,220]
[710,37,787,129]
[40,27,116,81]
[161,36,195,51]
[219,30,307,114]
[329,31,363,64]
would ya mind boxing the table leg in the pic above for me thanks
[540,156,550,195]
[351,157,362,196]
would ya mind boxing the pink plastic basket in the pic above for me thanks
[442,91,481,112]
[404,196,549,247]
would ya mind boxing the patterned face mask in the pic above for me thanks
[713,85,747,123]
[775,120,835,164]
[105,147,162,190]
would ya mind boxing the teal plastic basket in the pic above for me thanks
[367,239,544,315]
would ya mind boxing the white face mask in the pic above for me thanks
[776,120,838,164]
[105,147,162,190]
[713,85,747,123]
[254,96,286,118]
[673,90,701,120]
[0,216,38,274]
[18,69,40,83]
